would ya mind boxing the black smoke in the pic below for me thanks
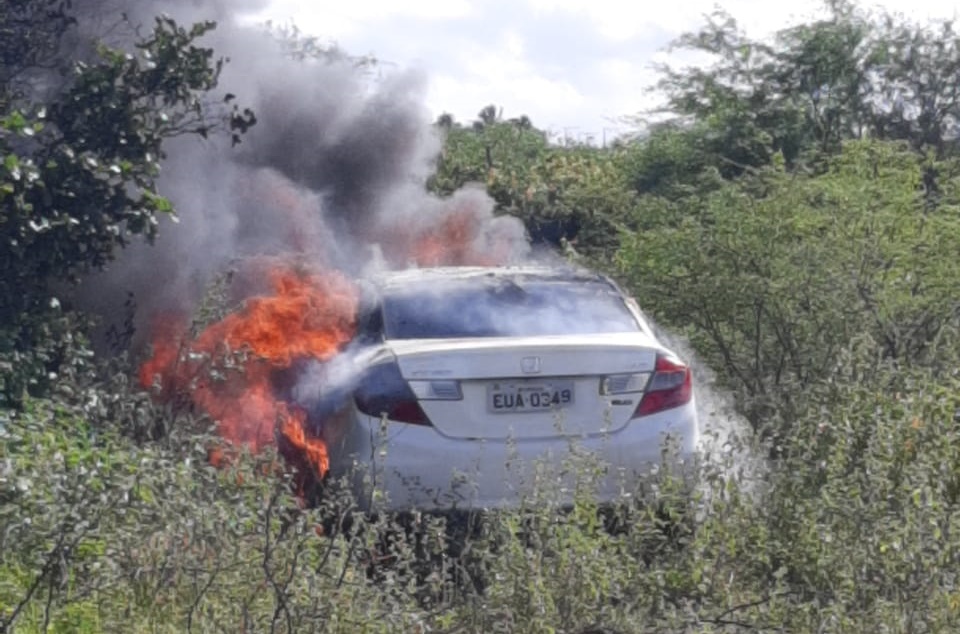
[64,0,529,349]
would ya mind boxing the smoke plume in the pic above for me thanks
[70,0,529,346]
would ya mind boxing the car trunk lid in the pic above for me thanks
[389,333,660,439]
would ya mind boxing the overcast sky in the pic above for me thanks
[251,0,959,143]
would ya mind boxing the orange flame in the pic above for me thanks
[139,194,523,499]
[374,197,519,268]
[411,210,493,267]
[140,265,358,481]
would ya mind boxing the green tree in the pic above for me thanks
[0,9,254,406]
[617,139,960,439]
[431,107,637,262]
[628,0,960,196]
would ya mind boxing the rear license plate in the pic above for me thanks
[487,381,575,413]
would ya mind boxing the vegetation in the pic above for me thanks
[0,2,255,408]
[4,0,960,632]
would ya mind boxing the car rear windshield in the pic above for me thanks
[381,279,641,340]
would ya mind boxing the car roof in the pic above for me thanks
[365,265,612,294]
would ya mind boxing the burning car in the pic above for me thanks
[302,265,700,512]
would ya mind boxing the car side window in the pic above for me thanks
[354,301,385,346]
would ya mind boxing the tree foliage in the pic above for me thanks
[431,107,635,262]
[624,0,960,198]
[618,139,960,437]
[601,2,960,442]
[0,8,254,406]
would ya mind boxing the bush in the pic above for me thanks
[617,140,960,441]
[3,345,959,633]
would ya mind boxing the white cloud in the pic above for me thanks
[528,0,706,41]
[251,0,475,39]
[529,0,959,40]
[253,0,960,140]
[427,30,587,131]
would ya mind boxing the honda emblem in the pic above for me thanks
[521,356,541,374]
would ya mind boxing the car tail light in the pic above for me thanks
[633,353,692,417]
[354,360,431,426]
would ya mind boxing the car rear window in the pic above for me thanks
[381,279,641,340]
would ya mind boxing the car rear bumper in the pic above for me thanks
[327,400,699,512]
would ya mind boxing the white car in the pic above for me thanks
[306,265,699,512]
